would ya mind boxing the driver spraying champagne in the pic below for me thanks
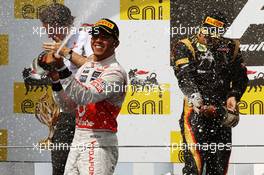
[38,18,127,175]
[171,11,248,175]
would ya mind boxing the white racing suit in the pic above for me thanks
[53,54,127,175]
[65,130,118,175]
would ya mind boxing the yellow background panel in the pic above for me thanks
[170,131,184,163]
[14,82,53,114]
[120,0,170,20]
[0,129,8,161]
[14,82,170,115]
[239,86,264,115]
[0,35,8,65]
[14,0,64,19]
[120,84,170,115]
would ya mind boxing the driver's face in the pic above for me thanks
[91,30,117,61]
[198,33,208,45]
[199,27,221,46]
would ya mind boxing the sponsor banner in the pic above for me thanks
[14,0,64,19]
[13,82,53,114]
[170,131,184,163]
[240,42,264,52]
[239,67,264,115]
[0,34,8,65]
[120,0,170,20]
[239,86,264,115]
[14,82,170,115]
[120,84,170,115]
[0,129,8,161]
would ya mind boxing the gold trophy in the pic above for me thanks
[35,91,60,146]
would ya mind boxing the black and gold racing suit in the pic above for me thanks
[171,36,248,175]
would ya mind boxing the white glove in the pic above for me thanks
[188,93,203,114]
[222,107,240,127]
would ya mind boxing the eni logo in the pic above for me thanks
[120,84,170,115]
[239,100,264,115]
[238,78,264,115]
[120,0,170,20]
[13,82,53,114]
[127,98,164,114]
[14,0,64,19]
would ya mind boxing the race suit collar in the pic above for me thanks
[92,53,116,66]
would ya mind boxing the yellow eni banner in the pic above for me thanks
[14,82,170,115]
[120,84,170,115]
[0,129,8,161]
[239,86,264,115]
[0,35,8,65]
[120,0,170,20]
[14,0,64,19]
[170,131,184,163]
[14,82,53,113]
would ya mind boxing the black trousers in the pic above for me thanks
[51,112,75,175]
[179,101,231,175]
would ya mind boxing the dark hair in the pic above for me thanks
[39,3,74,27]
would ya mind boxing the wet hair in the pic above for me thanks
[39,3,74,27]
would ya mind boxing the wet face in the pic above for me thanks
[198,27,221,46]
[198,33,208,45]
[91,29,118,61]
[42,23,68,42]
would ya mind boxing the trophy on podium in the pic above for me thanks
[35,91,60,146]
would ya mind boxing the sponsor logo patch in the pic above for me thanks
[90,78,107,93]
[90,71,102,81]
[175,57,189,66]
[79,75,88,83]
[204,17,224,28]
[95,19,115,29]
